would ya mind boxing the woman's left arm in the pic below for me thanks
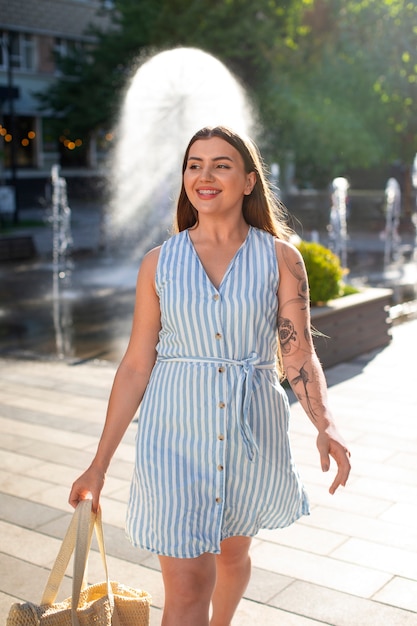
[276,239,351,494]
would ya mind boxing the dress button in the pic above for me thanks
[217,465,224,471]
[218,366,225,373]
[218,434,225,441]
[213,294,220,301]
[215,497,222,504]
[218,401,225,409]
[215,333,222,340]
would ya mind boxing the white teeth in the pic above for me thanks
[199,189,218,195]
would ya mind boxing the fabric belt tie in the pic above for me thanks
[157,352,276,461]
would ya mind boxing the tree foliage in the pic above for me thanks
[38,0,307,136]
[260,0,417,185]
[37,0,417,187]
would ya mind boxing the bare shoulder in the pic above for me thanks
[274,238,309,307]
[138,245,161,275]
[135,245,162,293]
[274,238,305,270]
[142,244,161,266]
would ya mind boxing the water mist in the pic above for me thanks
[106,47,255,256]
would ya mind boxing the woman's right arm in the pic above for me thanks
[69,246,162,511]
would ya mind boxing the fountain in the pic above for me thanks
[378,174,417,307]
[327,177,349,268]
[0,48,257,362]
[382,177,401,267]
[49,164,74,358]
[412,153,417,261]
[106,47,255,255]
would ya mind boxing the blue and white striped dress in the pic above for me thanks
[126,226,309,558]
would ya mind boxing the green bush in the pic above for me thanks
[340,282,360,297]
[296,241,345,305]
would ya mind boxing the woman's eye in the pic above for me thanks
[217,164,230,169]
[189,164,200,169]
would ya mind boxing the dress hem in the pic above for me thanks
[125,505,310,559]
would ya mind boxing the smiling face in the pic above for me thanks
[183,137,256,221]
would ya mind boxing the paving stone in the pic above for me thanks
[373,576,417,613]
[1,319,417,625]
[331,537,417,579]
[0,493,66,529]
[245,567,293,603]
[250,541,392,598]
[257,523,347,556]
[301,505,417,551]
[0,553,72,604]
[270,580,417,626]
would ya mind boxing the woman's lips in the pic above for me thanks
[196,188,221,197]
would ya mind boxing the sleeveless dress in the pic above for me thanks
[126,226,309,558]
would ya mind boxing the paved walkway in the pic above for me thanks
[0,317,417,625]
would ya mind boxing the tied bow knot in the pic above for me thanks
[157,352,276,460]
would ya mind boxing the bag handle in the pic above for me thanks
[41,500,120,626]
[41,500,95,606]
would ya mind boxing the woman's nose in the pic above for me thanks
[200,166,215,181]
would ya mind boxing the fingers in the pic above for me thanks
[68,486,93,509]
[319,449,330,473]
[329,465,349,494]
[317,432,351,495]
[328,447,351,494]
[69,466,105,511]
[69,491,100,513]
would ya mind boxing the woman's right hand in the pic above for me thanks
[69,464,105,512]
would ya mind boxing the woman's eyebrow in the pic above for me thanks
[187,155,234,162]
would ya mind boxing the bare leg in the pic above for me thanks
[159,552,217,626]
[210,536,252,626]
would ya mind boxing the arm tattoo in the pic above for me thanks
[281,245,308,307]
[278,316,297,355]
[290,362,318,422]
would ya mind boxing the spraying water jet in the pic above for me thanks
[106,47,256,256]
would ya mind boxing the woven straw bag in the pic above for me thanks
[6,500,151,626]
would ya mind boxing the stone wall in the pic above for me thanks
[311,288,393,369]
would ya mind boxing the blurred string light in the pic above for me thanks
[59,130,83,150]
[0,124,37,146]
[0,123,113,151]
[58,129,113,150]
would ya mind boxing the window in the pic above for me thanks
[0,31,35,72]
[54,38,81,58]
[0,35,6,69]
[53,37,84,74]
[21,34,35,70]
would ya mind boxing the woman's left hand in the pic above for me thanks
[316,426,351,494]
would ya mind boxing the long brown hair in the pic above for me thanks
[173,126,292,240]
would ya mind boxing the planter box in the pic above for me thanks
[0,235,36,261]
[311,288,393,369]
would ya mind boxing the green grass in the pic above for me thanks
[0,219,46,234]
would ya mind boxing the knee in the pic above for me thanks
[219,551,251,577]
[218,537,252,571]
[163,575,213,621]
[161,556,216,613]
[173,570,213,606]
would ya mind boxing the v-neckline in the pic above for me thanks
[186,227,252,291]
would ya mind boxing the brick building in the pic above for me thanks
[0,0,112,205]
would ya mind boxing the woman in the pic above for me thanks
[69,126,351,626]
